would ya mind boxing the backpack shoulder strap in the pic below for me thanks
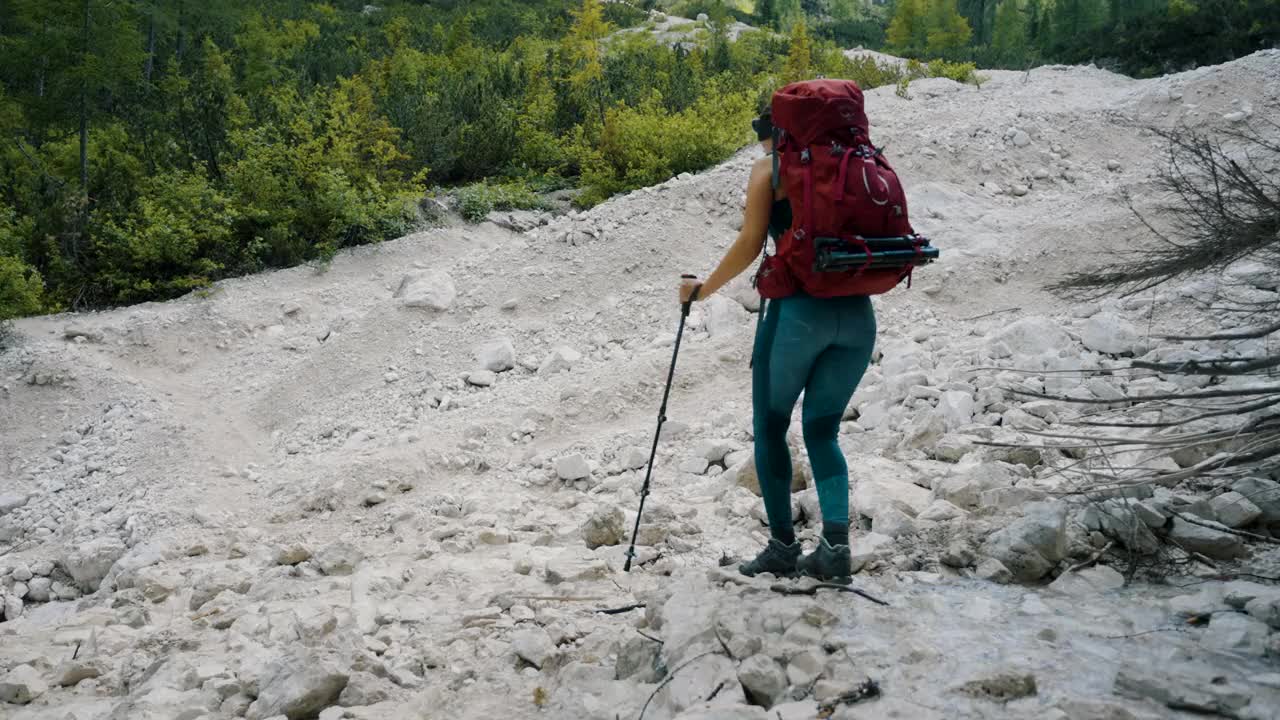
[770,127,781,191]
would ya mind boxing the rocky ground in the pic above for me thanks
[3,49,1280,720]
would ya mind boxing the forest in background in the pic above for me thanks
[0,0,1276,319]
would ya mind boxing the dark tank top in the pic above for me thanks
[768,198,792,241]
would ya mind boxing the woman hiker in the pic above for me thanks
[678,106,878,583]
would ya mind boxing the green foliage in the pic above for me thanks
[991,0,1031,64]
[887,0,930,51]
[926,0,974,52]
[888,0,973,54]
[0,254,44,322]
[1,0,1274,319]
[455,180,552,223]
[577,87,756,206]
[782,20,814,83]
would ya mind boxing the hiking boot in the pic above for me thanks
[798,537,853,584]
[738,538,801,578]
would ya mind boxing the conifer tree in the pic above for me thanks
[886,0,928,52]
[991,0,1029,63]
[563,0,610,126]
[925,0,973,54]
[782,19,813,83]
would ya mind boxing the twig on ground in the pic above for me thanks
[1065,541,1114,574]
[635,630,663,644]
[508,595,606,602]
[706,681,726,702]
[637,649,724,720]
[1099,627,1186,640]
[963,306,1021,322]
[712,619,735,660]
[596,603,646,615]
[769,582,890,607]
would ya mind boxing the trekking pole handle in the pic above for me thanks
[681,274,700,317]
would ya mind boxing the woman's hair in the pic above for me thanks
[752,107,773,142]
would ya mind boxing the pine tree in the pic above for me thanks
[991,0,1029,63]
[706,0,734,73]
[925,0,972,54]
[886,0,928,51]
[782,19,813,83]
[958,0,996,45]
[776,0,805,30]
[562,0,610,126]
[757,0,779,28]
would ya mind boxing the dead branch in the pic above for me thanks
[1157,320,1280,341]
[712,620,735,660]
[962,306,1021,322]
[596,603,646,615]
[769,582,890,606]
[1008,386,1280,404]
[637,649,726,720]
[1065,541,1115,574]
[635,630,663,644]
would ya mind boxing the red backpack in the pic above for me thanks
[754,79,926,299]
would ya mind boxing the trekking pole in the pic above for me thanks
[624,275,699,572]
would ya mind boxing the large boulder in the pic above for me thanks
[245,653,348,720]
[394,270,455,311]
[852,476,930,525]
[1080,312,1142,355]
[980,501,1069,582]
[933,461,1019,508]
[1209,492,1262,529]
[936,391,976,431]
[62,537,128,592]
[736,654,787,708]
[727,455,808,497]
[581,505,625,549]
[511,627,556,669]
[476,337,516,372]
[539,345,582,376]
[0,664,47,705]
[653,654,741,717]
[987,316,1073,359]
[1232,477,1280,529]
[0,492,29,516]
[1166,518,1245,561]
[706,295,748,339]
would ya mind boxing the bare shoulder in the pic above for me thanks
[749,155,783,199]
[750,155,773,182]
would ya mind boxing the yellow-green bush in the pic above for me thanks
[0,255,43,322]
[905,57,978,84]
[577,87,755,207]
[94,169,235,304]
[455,181,553,223]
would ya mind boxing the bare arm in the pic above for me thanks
[681,159,775,302]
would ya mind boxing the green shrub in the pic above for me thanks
[0,255,44,321]
[94,169,236,304]
[905,57,979,84]
[455,180,552,223]
[926,58,978,84]
[576,86,754,207]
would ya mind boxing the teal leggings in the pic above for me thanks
[751,292,877,539]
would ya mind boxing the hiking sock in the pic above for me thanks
[823,523,849,548]
[772,525,796,546]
